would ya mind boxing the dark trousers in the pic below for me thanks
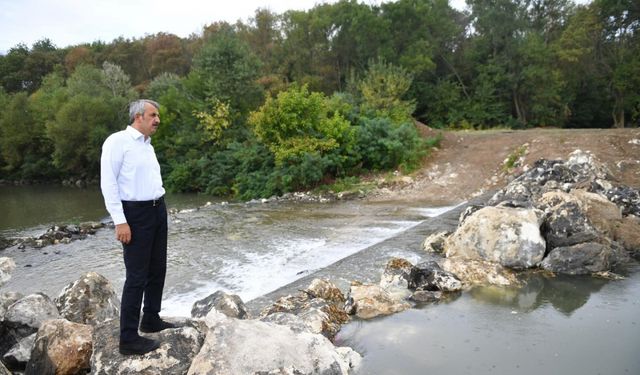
[120,200,167,342]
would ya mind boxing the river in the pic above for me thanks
[1,185,639,375]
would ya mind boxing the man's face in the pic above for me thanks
[137,103,160,137]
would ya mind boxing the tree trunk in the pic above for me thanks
[612,91,625,128]
[513,89,527,126]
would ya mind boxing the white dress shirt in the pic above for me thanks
[100,126,166,224]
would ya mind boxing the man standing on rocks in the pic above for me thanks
[100,99,175,355]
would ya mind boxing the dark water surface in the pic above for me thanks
[0,185,215,233]
[336,269,640,375]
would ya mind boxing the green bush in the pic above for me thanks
[355,118,426,171]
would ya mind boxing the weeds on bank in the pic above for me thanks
[503,144,528,172]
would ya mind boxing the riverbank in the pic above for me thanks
[366,127,640,204]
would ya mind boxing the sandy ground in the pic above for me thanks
[368,127,640,205]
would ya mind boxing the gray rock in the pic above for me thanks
[0,360,10,375]
[55,271,120,325]
[0,236,12,251]
[604,186,640,216]
[2,333,35,371]
[410,291,443,303]
[541,199,599,248]
[305,278,345,304]
[191,290,248,319]
[91,318,205,375]
[441,258,519,286]
[346,283,410,319]
[421,231,451,253]
[25,319,93,375]
[614,215,640,254]
[1,293,60,356]
[379,258,414,300]
[260,295,348,340]
[540,242,630,275]
[260,312,314,334]
[0,291,23,321]
[409,261,462,292]
[187,311,361,375]
[0,257,15,287]
[445,206,546,269]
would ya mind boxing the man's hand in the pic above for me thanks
[115,223,132,244]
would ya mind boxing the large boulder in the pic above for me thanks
[537,192,600,248]
[55,272,120,325]
[24,319,93,375]
[191,291,248,319]
[445,206,546,269]
[0,257,15,287]
[91,318,205,375]
[441,258,519,287]
[187,310,361,375]
[1,293,60,356]
[345,283,410,319]
[540,242,630,275]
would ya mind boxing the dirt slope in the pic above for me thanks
[370,128,640,205]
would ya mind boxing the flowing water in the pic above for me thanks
[1,185,639,375]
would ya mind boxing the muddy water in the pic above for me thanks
[335,269,640,375]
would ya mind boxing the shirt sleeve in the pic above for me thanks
[100,136,127,225]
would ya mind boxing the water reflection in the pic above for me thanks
[0,185,217,234]
[469,273,608,315]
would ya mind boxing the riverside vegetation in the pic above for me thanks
[0,0,638,200]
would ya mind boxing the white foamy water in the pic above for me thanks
[161,204,459,317]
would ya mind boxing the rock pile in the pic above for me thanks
[2,222,105,251]
[1,273,362,374]
[430,150,639,285]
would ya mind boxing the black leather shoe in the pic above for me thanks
[139,316,177,333]
[119,336,160,355]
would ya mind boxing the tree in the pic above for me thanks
[47,94,121,175]
[22,39,63,92]
[64,45,95,74]
[144,33,191,78]
[101,61,137,99]
[0,92,53,177]
[0,44,30,92]
[595,0,640,127]
[191,28,263,118]
[356,58,416,125]
[249,85,353,164]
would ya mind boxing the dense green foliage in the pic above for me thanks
[0,0,637,198]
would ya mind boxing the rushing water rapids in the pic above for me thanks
[1,185,639,374]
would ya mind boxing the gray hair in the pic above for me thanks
[129,99,159,123]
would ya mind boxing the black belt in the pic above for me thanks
[122,196,164,208]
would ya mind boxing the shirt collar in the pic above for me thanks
[125,125,150,143]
